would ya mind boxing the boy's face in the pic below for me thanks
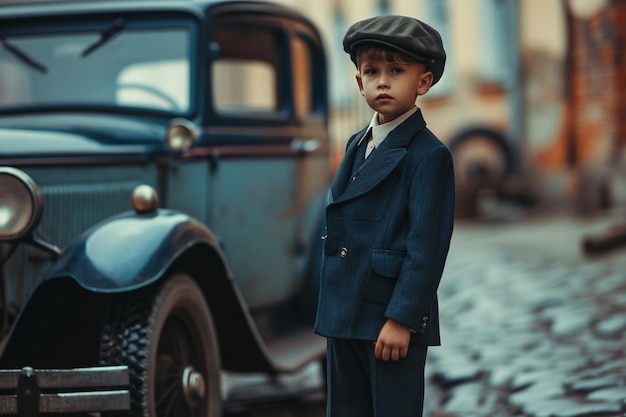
[356,58,433,124]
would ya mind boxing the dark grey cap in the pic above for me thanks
[343,15,446,85]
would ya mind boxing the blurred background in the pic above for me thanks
[1,0,624,415]
[274,0,626,226]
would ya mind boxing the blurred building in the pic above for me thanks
[563,0,626,217]
[277,0,626,219]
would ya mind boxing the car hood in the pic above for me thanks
[0,113,168,158]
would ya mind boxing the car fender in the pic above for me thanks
[4,211,279,373]
[43,209,231,292]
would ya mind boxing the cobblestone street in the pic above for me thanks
[426,214,626,417]
[226,214,626,417]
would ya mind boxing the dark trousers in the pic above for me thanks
[326,338,428,417]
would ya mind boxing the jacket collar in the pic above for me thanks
[357,106,418,148]
[330,108,427,204]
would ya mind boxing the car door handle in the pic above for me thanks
[291,138,320,155]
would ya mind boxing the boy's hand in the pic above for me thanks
[374,319,411,361]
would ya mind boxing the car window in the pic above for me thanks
[117,59,189,111]
[211,27,283,116]
[0,59,30,106]
[0,21,192,113]
[212,59,275,112]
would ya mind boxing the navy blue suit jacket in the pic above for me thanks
[314,109,455,346]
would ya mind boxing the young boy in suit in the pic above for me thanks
[314,15,455,417]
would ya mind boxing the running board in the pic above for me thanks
[264,329,326,373]
[223,360,325,413]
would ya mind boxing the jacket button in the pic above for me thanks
[339,247,348,258]
[421,322,427,329]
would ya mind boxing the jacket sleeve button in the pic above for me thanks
[339,247,348,258]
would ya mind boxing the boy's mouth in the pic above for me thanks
[376,94,392,101]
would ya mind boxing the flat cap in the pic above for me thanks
[343,15,446,85]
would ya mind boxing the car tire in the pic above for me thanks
[99,273,221,417]
[448,128,514,218]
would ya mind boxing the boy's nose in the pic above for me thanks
[377,76,390,88]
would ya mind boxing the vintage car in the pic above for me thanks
[0,0,329,415]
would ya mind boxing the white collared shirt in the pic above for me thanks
[357,106,418,158]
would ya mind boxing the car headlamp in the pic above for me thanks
[0,167,43,241]
[166,118,197,152]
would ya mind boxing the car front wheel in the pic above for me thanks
[99,273,221,417]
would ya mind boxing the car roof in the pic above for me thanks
[0,0,308,23]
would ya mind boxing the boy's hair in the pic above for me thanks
[355,44,426,68]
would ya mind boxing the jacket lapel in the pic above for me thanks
[330,126,367,202]
[333,148,406,204]
[330,109,427,205]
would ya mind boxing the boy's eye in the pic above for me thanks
[364,68,377,75]
[391,67,404,74]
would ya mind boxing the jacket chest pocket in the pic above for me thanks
[365,249,405,305]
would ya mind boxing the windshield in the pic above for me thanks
[0,18,192,114]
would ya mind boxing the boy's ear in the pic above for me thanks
[355,72,364,95]
[417,71,434,96]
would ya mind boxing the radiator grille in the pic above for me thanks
[39,182,139,248]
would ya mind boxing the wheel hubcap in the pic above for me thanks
[182,366,206,406]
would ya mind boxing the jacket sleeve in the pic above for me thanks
[384,143,455,331]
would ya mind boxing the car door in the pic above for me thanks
[203,7,329,313]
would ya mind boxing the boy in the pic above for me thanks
[314,15,455,417]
